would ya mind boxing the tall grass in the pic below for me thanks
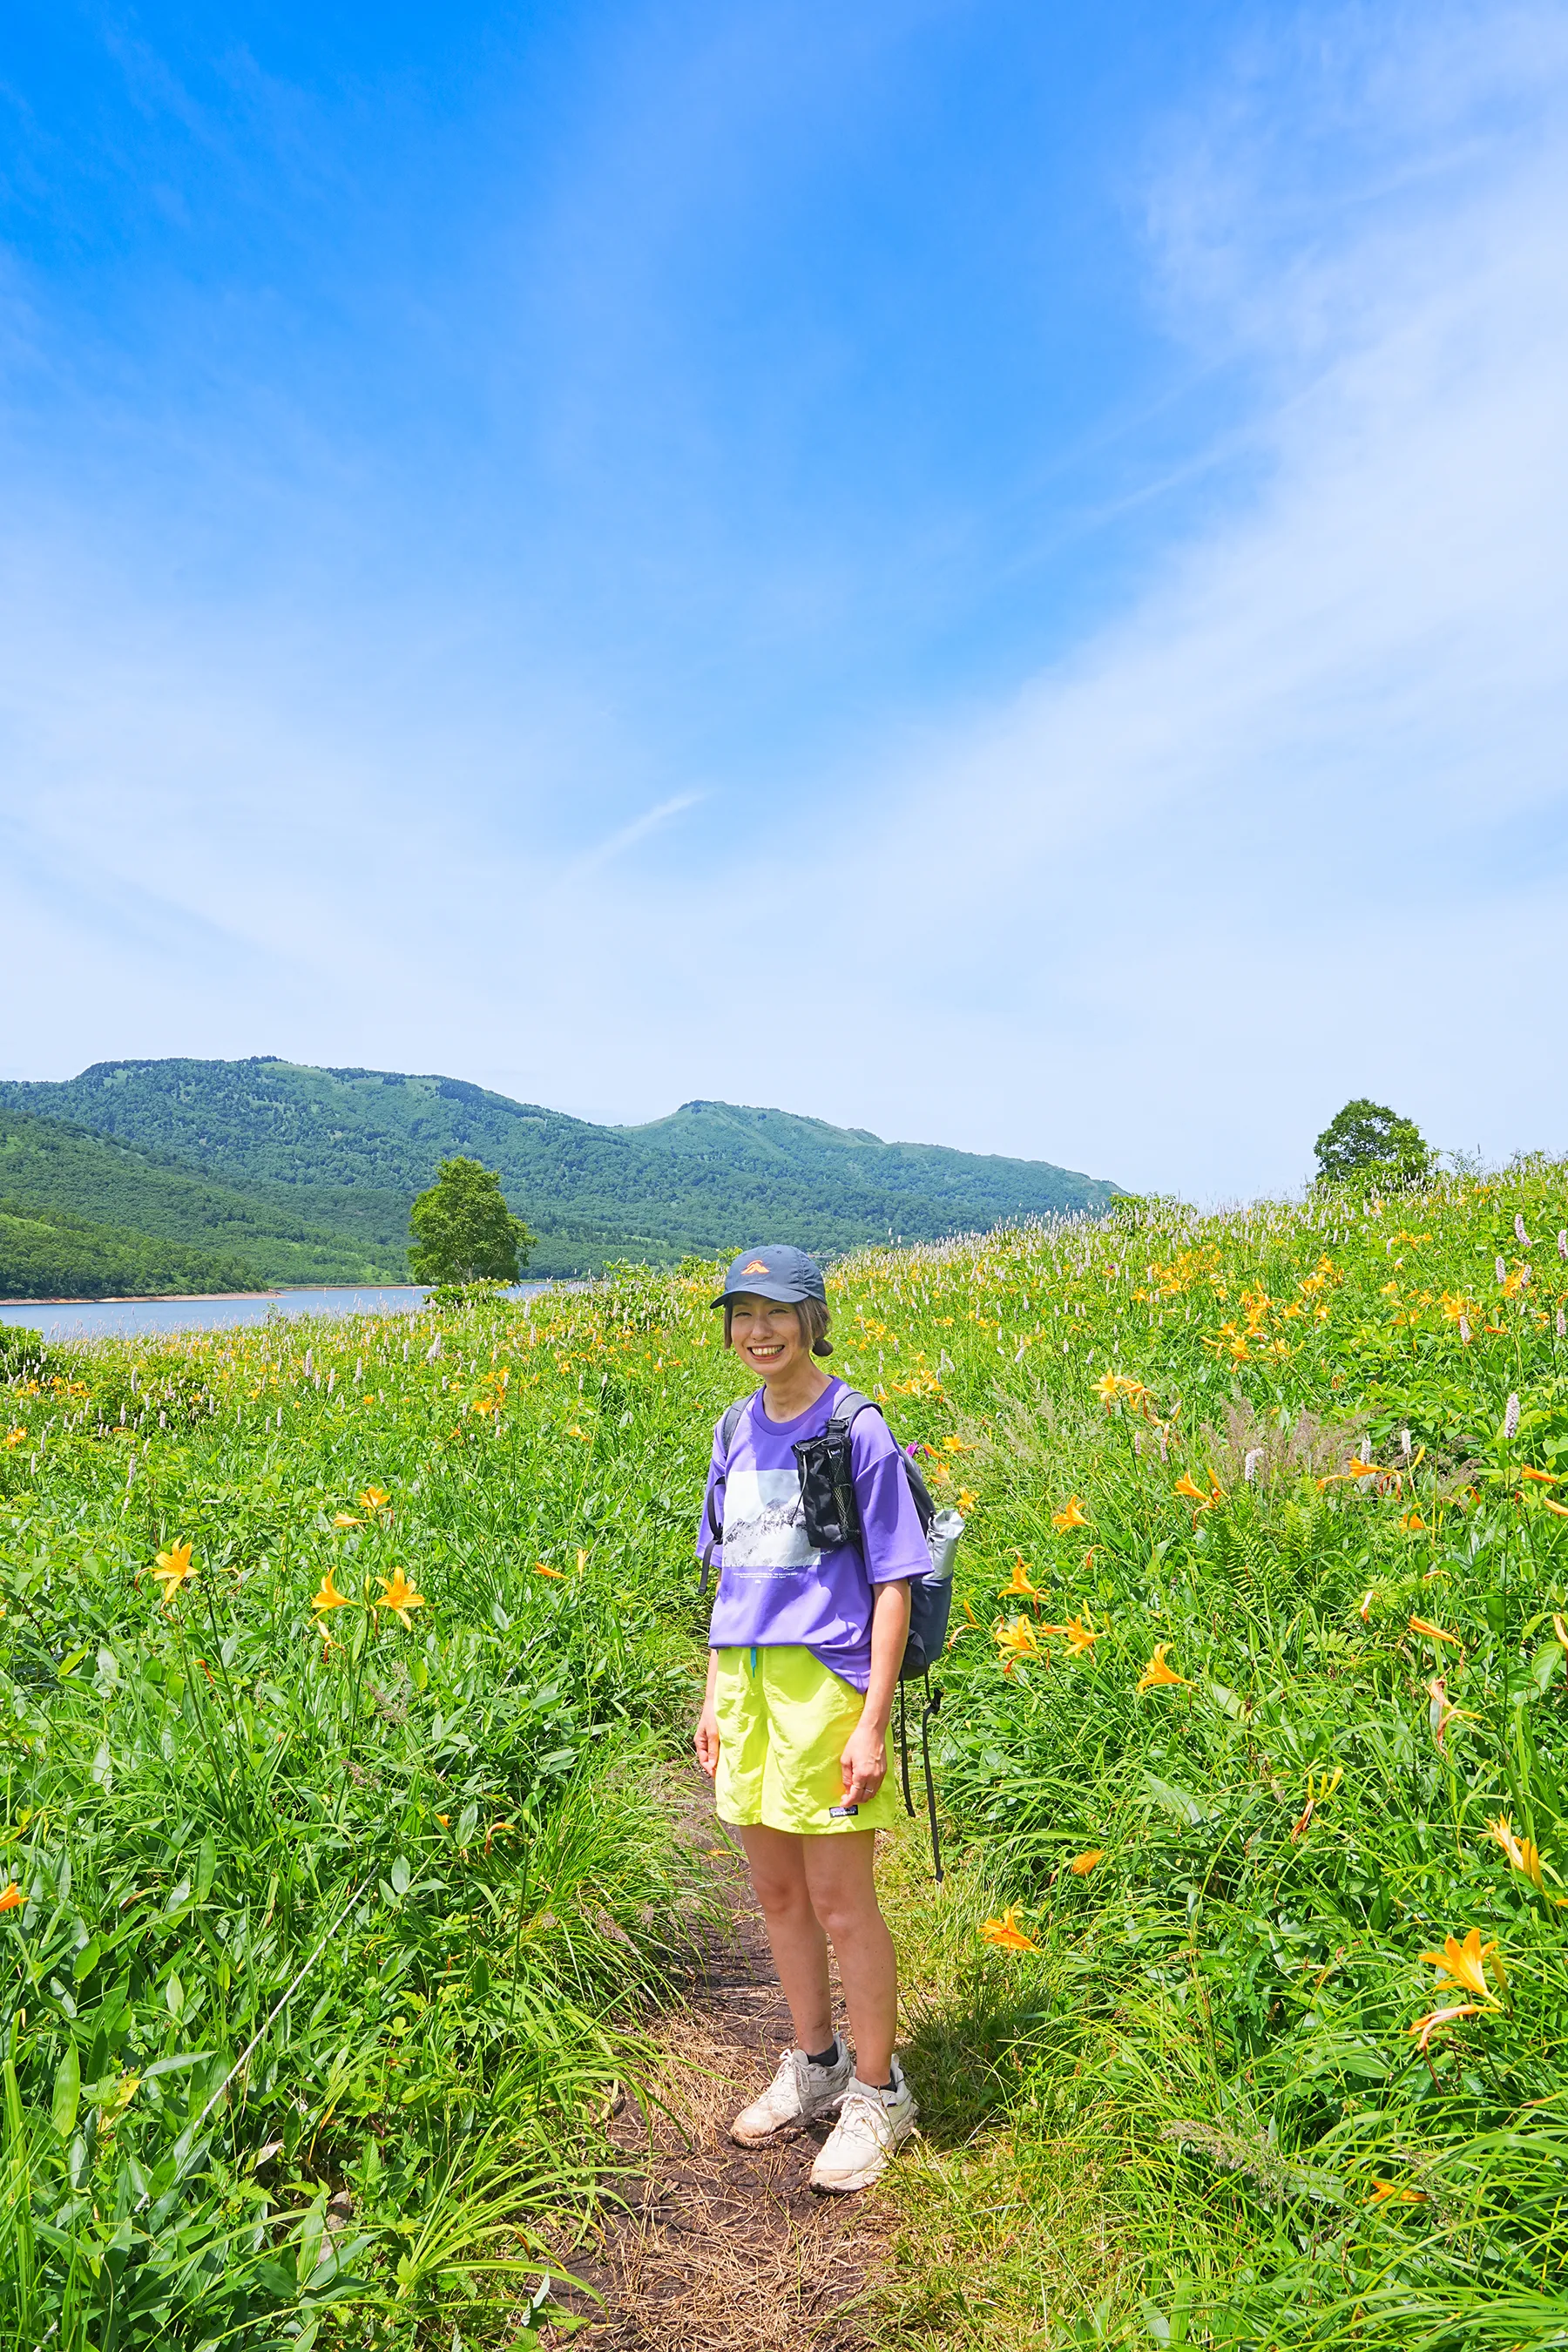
[3,1165,1565,2347]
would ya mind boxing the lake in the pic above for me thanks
[0,1281,551,1343]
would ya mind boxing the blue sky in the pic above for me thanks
[3,0,1565,1197]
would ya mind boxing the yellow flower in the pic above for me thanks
[576,1549,589,1573]
[1419,1928,1500,2000]
[1401,1510,1425,1532]
[376,1569,426,1629]
[3,1427,25,1450]
[956,1487,979,1512]
[1543,1497,1568,1520]
[1487,1815,1544,1889]
[1137,1644,1187,1693]
[360,1484,390,1510]
[1067,1848,1104,1875]
[1409,1615,1463,1648]
[1051,1494,1089,1531]
[534,1560,565,1580]
[1369,2180,1428,2206]
[1093,1370,1121,1406]
[994,1616,1040,1659]
[150,1541,196,1605]
[979,1906,1040,1954]
[1407,2003,1483,2053]
[1520,1467,1560,1484]
[1173,1472,1218,1507]
[310,1566,352,1614]
[0,1882,23,1913]
[998,1557,1041,1600]
[332,1512,362,1528]
[1044,1614,1099,1654]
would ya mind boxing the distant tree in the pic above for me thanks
[408,1158,535,1284]
[1314,1099,1431,1188]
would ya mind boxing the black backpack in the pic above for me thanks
[700,1387,962,1878]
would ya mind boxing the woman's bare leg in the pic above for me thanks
[736,1824,834,2053]
[802,1831,897,2084]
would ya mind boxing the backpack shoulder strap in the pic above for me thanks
[826,1386,882,1435]
[700,1397,752,1592]
[706,1398,749,1539]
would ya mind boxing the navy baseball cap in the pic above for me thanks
[710,1244,828,1310]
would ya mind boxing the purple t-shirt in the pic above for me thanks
[699,1378,931,1691]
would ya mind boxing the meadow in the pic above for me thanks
[1,1158,1565,2349]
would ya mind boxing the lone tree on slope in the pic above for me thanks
[1314,1098,1431,1189]
[408,1157,535,1285]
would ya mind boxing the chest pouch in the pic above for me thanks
[793,1421,861,1549]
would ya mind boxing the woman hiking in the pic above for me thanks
[693,1244,929,2193]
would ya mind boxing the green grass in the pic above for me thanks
[2,1161,1565,2347]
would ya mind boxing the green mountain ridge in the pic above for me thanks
[0,1058,1119,1289]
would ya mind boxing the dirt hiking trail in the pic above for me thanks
[578,1775,893,2350]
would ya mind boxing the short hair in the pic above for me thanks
[724,1294,834,1357]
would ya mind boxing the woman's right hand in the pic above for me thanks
[694,1701,720,1780]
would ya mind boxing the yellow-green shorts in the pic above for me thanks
[713,1645,903,1835]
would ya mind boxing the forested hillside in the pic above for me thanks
[0,1199,264,1299]
[0,1059,1117,1276]
[0,1113,408,1289]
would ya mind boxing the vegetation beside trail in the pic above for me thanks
[2,1159,1565,2347]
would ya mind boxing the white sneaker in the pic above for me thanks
[729,2040,853,2146]
[808,2058,917,2192]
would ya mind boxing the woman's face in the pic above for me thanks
[727,1293,808,1382]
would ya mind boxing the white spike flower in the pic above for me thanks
[1504,1393,1520,1441]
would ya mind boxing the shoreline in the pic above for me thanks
[0,1282,417,1308]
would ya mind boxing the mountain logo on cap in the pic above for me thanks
[740,1259,771,1275]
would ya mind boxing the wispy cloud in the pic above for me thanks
[569,792,704,875]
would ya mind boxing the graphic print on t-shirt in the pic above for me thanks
[720,1468,821,1571]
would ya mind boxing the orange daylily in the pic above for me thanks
[1401,1511,1425,1532]
[1543,1498,1568,1520]
[980,1906,1041,1954]
[998,1558,1041,1600]
[1420,1928,1502,2000]
[332,1512,362,1528]
[1407,2003,1483,2053]
[360,1484,391,1510]
[1369,2180,1428,2205]
[1520,1467,1560,1484]
[3,1427,26,1450]
[1044,1615,1099,1654]
[150,1541,197,1605]
[310,1566,352,1614]
[376,1569,426,1628]
[994,1617,1041,1662]
[1137,1644,1187,1693]
[1068,1848,1104,1875]
[1488,1815,1544,1889]
[0,1882,22,1914]
[1409,1616,1463,1648]
[534,1560,565,1579]
[1051,1495,1089,1531]
[1173,1473,1207,1503]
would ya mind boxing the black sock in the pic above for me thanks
[806,2038,840,2069]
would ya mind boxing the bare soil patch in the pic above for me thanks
[575,1770,891,2350]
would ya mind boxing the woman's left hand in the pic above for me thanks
[840,1717,889,1806]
